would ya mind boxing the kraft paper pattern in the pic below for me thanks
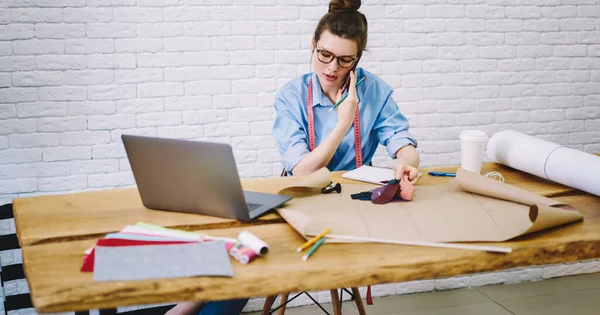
[276,168,583,244]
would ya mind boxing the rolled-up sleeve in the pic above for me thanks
[373,90,418,158]
[273,93,309,174]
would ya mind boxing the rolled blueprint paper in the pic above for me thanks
[238,230,269,256]
[487,130,600,197]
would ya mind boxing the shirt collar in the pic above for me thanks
[310,72,334,107]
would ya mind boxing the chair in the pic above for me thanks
[260,169,367,315]
[1,203,34,315]
[0,203,175,315]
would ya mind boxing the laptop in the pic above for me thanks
[122,135,292,222]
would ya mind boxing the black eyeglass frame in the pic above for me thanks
[314,43,359,69]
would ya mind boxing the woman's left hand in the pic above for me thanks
[393,162,419,183]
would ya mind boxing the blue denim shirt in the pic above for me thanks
[273,67,417,174]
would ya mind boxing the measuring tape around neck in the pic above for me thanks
[307,77,363,168]
[307,77,371,304]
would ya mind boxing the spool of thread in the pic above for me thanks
[226,241,239,253]
[230,241,245,255]
[238,231,269,256]
[234,246,258,265]
[228,241,258,264]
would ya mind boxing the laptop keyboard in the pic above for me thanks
[246,202,263,212]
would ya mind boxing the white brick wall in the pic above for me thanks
[1,1,600,311]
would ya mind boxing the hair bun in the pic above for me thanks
[329,0,361,13]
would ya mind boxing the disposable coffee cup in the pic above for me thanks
[459,130,488,174]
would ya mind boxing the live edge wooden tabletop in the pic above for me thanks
[13,162,600,313]
[12,162,579,247]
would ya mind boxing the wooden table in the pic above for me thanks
[12,163,600,314]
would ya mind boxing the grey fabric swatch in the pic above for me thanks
[93,241,234,282]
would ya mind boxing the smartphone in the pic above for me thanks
[341,57,361,93]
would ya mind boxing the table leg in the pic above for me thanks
[351,287,367,315]
[278,293,290,315]
[330,290,341,315]
[262,295,277,315]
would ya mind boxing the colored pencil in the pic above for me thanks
[296,228,331,252]
[329,76,366,112]
[302,237,326,261]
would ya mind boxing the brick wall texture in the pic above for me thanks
[1,1,599,312]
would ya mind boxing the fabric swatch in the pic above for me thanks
[93,241,234,282]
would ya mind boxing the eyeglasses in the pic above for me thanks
[315,44,358,68]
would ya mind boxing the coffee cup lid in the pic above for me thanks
[460,130,488,142]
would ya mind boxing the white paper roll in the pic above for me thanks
[546,146,600,196]
[238,231,269,256]
[486,130,560,179]
[487,130,600,197]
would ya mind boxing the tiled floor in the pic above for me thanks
[246,273,600,315]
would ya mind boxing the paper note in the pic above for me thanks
[134,222,207,239]
[341,165,395,185]
[93,241,234,282]
[104,232,195,242]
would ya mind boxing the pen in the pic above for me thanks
[328,76,366,112]
[302,237,326,261]
[296,228,331,252]
[428,171,456,177]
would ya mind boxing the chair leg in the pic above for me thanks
[351,287,367,315]
[330,289,342,315]
[278,293,290,315]
[262,295,277,315]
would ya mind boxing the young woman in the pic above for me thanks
[167,1,419,314]
[273,0,420,181]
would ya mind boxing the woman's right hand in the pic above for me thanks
[335,70,358,128]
